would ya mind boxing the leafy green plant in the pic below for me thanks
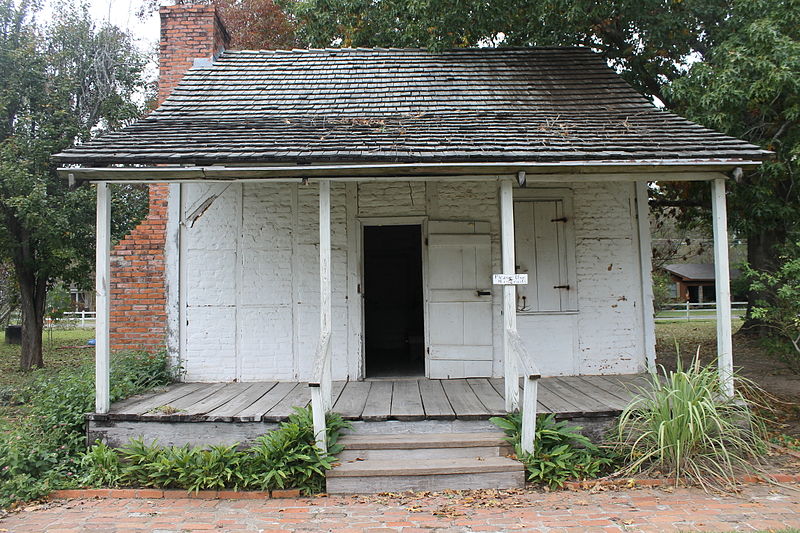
[243,408,348,494]
[615,356,768,489]
[0,351,174,508]
[491,412,619,489]
[80,406,350,495]
[80,442,122,488]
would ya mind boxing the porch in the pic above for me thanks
[87,374,651,448]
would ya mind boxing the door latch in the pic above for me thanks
[553,285,570,290]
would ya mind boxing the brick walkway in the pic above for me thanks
[2,484,800,532]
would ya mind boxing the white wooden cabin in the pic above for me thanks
[56,46,766,492]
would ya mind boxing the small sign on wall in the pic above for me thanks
[492,274,528,285]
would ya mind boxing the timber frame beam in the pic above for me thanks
[58,161,750,184]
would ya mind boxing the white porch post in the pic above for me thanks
[95,182,111,413]
[500,180,519,411]
[711,178,734,397]
[635,181,657,372]
[319,179,332,408]
[310,179,332,453]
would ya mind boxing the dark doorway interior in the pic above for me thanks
[364,225,424,377]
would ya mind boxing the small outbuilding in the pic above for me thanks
[664,263,742,303]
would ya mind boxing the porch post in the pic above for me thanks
[500,179,519,411]
[711,178,734,397]
[95,182,111,413]
[319,179,332,408]
[635,181,657,372]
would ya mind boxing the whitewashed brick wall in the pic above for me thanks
[178,179,647,382]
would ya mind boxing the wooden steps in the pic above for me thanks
[327,432,525,494]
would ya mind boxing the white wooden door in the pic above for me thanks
[427,221,493,378]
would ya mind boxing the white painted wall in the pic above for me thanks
[175,179,648,382]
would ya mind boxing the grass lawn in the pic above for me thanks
[0,328,95,424]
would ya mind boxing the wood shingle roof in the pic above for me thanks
[54,47,769,166]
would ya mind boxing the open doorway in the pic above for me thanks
[363,224,425,378]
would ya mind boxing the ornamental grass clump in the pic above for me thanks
[615,354,768,490]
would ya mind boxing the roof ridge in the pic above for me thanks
[219,46,595,55]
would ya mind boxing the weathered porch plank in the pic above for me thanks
[235,382,297,422]
[263,383,311,421]
[361,381,393,421]
[180,382,256,418]
[391,380,425,421]
[418,379,455,420]
[442,379,488,420]
[467,378,506,415]
[488,378,552,414]
[527,380,584,415]
[205,382,277,422]
[333,381,372,419]
[589,375,639,403]
[547,377,619,415]
[109,383,205,419]
[566,376,632,410]
[141,383,227,421]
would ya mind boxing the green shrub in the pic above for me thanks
[745,245,800,372]
[491,412,619,489]
[0,351,174,508]
[80,407,350,495]
[615,357,767,489]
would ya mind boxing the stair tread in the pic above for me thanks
[338,432,509,449]
[328,456,523,477]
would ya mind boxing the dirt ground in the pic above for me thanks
[655,320,800,437]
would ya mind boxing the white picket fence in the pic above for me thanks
[46,311,97,328]
[655,301,748,322]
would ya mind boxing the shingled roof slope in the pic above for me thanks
[54,47,769,166]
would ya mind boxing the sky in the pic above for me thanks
[42,0,160,52]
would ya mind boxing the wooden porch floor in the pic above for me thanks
[91,375,652,423]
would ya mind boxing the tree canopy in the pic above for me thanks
[0,0,148,368]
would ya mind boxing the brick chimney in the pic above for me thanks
[109,6,229,352]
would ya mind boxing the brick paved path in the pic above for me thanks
[2,484,800,532]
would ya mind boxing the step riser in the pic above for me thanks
[327,470,526,494]
[338,445,511,462]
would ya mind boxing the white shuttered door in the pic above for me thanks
[514,200,571,311]
[427,221,493,378]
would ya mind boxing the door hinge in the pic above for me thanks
[551,217,568,223]
[553,285,570,290]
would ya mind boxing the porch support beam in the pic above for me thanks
[95,182,111,414]
[500,179,519,412]
[61,163,756,183]
[635,182,657,372]
[319,180,332,371]
[711,178,734,397]
[311,180,333,452]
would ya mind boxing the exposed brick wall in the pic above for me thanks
[109,5,229,352]
[110,186,169,351]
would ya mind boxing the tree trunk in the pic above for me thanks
[740,226,785,336]
[15,264,47,370]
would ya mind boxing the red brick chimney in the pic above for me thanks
[109,5,229,352]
